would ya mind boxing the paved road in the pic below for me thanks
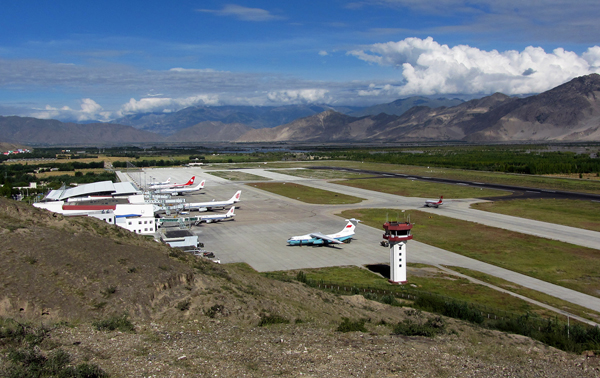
[120,167,600,316]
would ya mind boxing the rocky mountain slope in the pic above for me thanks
[1,197,599,377]
[163,121,252,143]
[238,74,600,143]
[0,116,161,146]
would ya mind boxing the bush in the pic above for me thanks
[296,271,307,283]
[92,314,135,333]
[336,318,367,333]
[393,316,446,337]
[176,300,191,311]
[3,347,108,378]
[258,314,289,327]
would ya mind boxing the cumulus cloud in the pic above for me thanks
[31,98,111,122]
[119,94,220,115]
[319,50,329,56]
[349,37,600,96]
[266,89,330,104]
[196,4,284,21]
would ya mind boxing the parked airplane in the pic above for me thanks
[149,176,195,190]
[424,196,443,208]
[149,177,170,186]
[157,180,205,196]
[183,190,241,211]
[287,219,360,246]
[195,206,236,224]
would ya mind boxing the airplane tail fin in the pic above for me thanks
[185,176,195,186]
[166,177,171,183]
[199,179,205,189]
[340,218,360,235]
[226,206,235,217]
[231,190,242,202]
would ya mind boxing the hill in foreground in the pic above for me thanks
[0,197,598,377]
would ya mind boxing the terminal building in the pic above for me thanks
[34,181,156,235]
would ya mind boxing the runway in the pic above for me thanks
[119,166,600,314]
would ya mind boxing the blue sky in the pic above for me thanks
[1,0,599,121]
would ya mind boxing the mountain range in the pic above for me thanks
[1,74,600,146]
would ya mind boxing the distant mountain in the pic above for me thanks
[348,96,464,117]
[237,74,600,143]
[3,74,600,145]
[0,116,161,146]
[164,121,252,143]
[112,104,363,136]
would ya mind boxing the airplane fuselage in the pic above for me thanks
[287,235,352,246]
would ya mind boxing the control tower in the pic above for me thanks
[382,221,413,284]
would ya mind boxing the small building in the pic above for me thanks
[160,229,199,248]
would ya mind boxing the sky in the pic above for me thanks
[0,0,599,122]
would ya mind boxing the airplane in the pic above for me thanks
[424,196,443,208]
[149,176,195,190]
[194,206,236,224]
[287,219,360,246]
[183,190,241,211]
[157,180,205,196]
[148,177,171,186]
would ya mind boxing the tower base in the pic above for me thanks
[388,279,407,285]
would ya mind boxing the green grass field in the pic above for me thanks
[206,170,271,181]
[334,177,510,198]
[248,182,364,204]
[448,266,600,322]
[472,199,600,232]
[280,265,561,318]
[271,168,372,180]
[319,160,600,195]
[339,208,600,299]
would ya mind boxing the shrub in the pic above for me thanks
[92,314,135,333]
[258,314,289,327]
[336,318,367,333]
[393,316,446,337]
[296,271,307,283]
[3,347,108,378]
[176,300,191,311]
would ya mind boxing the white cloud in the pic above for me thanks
[196,4,284,22]
[319,50,329,56]
[119,94,220,115]
[266,89,329,104]
[31,98,111,122]
[349,37,600,96]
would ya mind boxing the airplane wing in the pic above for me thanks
[309,232,344,244]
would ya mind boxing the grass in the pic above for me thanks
[447,266,600,322]
[248,182,364,204]
[271,168,371,180]
[339,208,600,298]
[316,160,600,195]
[291,265,554,316]
[334,177,510,199]
[206,170,271,181]
[471,199,600,232]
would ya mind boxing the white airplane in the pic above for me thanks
[148,177,171,186]
[157,180,205,196]
[183,190,241,211]
[287,219,360,246]
[149,176,195,190]
[424,196,443,208]
[195,206,236,224]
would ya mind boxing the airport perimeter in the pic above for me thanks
[119,166,600,317]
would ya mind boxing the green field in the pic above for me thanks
[339,208,600,298]
[278,265,562,319]
[207,170,271,181]
[249,182,364,204]
[448,266,600,322]
[334,177,510,198]
[472,199,600,232]
[271,168,372,180]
